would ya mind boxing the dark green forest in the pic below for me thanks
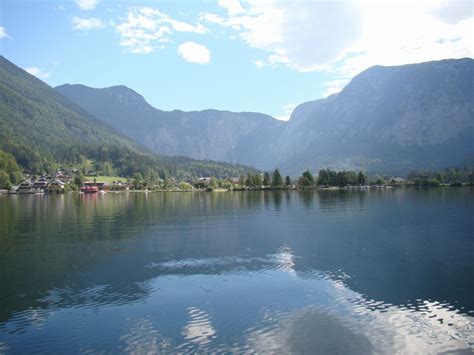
[0,56,257,187]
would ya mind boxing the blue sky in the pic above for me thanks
[0,0,472,119]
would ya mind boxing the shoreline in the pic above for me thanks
[2,184,472,195]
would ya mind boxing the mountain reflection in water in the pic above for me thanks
[0,189,473,353]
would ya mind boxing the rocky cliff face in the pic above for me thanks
[56,84,284,168]
[277,58,474,174]
[57,58,474,175]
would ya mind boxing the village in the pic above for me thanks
[1,170,253,194]
[1,167,470,196]
[1,168,388,195]
[2,170,129,194]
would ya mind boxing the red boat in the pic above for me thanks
[80,185,99,193]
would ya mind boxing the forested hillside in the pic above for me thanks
[59,58,474,175]
[56,84,284,169]
[0,56,257,182]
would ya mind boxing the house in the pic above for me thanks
[47,179,65,191]
[17,180,34,193]
[32,177,49,190]
[111,180,129,191]
[196,177,212,184]
[52,170,69,182]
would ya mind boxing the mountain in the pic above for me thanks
[55,84,285,169]
[57,58,474,176]
[278,58,474,175]
[0,55,257,179]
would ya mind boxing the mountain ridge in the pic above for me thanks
[56,57,474,175]
[56,82,285,168]
[0,55,259,179]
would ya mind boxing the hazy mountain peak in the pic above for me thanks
[56,83,152,112]
[56,58,473,175]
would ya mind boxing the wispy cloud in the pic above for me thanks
[0,26,7,39]
[178,42,211,64]
[429,0,473,24]
[116,7,207,54]
[201,0,361,72]
[72,17,103,30]
[24,67,51,79]
[201,0,473,79]
[218,0,246,16]
[75,0,99,11]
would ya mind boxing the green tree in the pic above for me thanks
[246,173,253,187]
[263,172,271,186]
[298,169,315,187]
[74,173,84,187]
[357,171,367,185]
[285,175,291,187]
[253,174,262,188]
[0,150,22,185]
[210,177,218,189]
[0,171,11,189]
[179,182,193,190]
[132,172,144,189]
[374,176,384,185]
[468,172,474,185]
[132,172,143,181]
[317,169,329,186]
[272,169,283,187]
[435,172,444,183]
[10,170,22,184]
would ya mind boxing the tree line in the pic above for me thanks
[407,168,474,186]
[297,169,368,188]
[238,169,290,189]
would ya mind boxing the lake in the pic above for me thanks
[0,189,473,353]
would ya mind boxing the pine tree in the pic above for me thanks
[357,171,367,185]
[272,169,283,187]
[263,171,271,186]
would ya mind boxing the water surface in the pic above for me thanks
[0,189,473,353]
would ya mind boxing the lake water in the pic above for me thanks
[0,189,473,353]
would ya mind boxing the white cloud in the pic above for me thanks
[199,13,226,26]
[168,19,206,34]
[204,0,362,72]
[429,0,474,24]
[218,0,246,16]
[116,7,207,54]
[72,17,103,30]
[202,0,473,79]
[75,0,98,11]
[337,1,474,78]
[24,67,51,79]
[178,42,211,64]
[0,26,7,39]
[253,59,265,68]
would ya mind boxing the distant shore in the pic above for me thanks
[2,184,472,195]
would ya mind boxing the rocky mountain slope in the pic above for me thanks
[56,84,284,168]
[0,55,257,178]
[57,58,474,175]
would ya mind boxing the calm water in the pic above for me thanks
[0,189,473,353]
